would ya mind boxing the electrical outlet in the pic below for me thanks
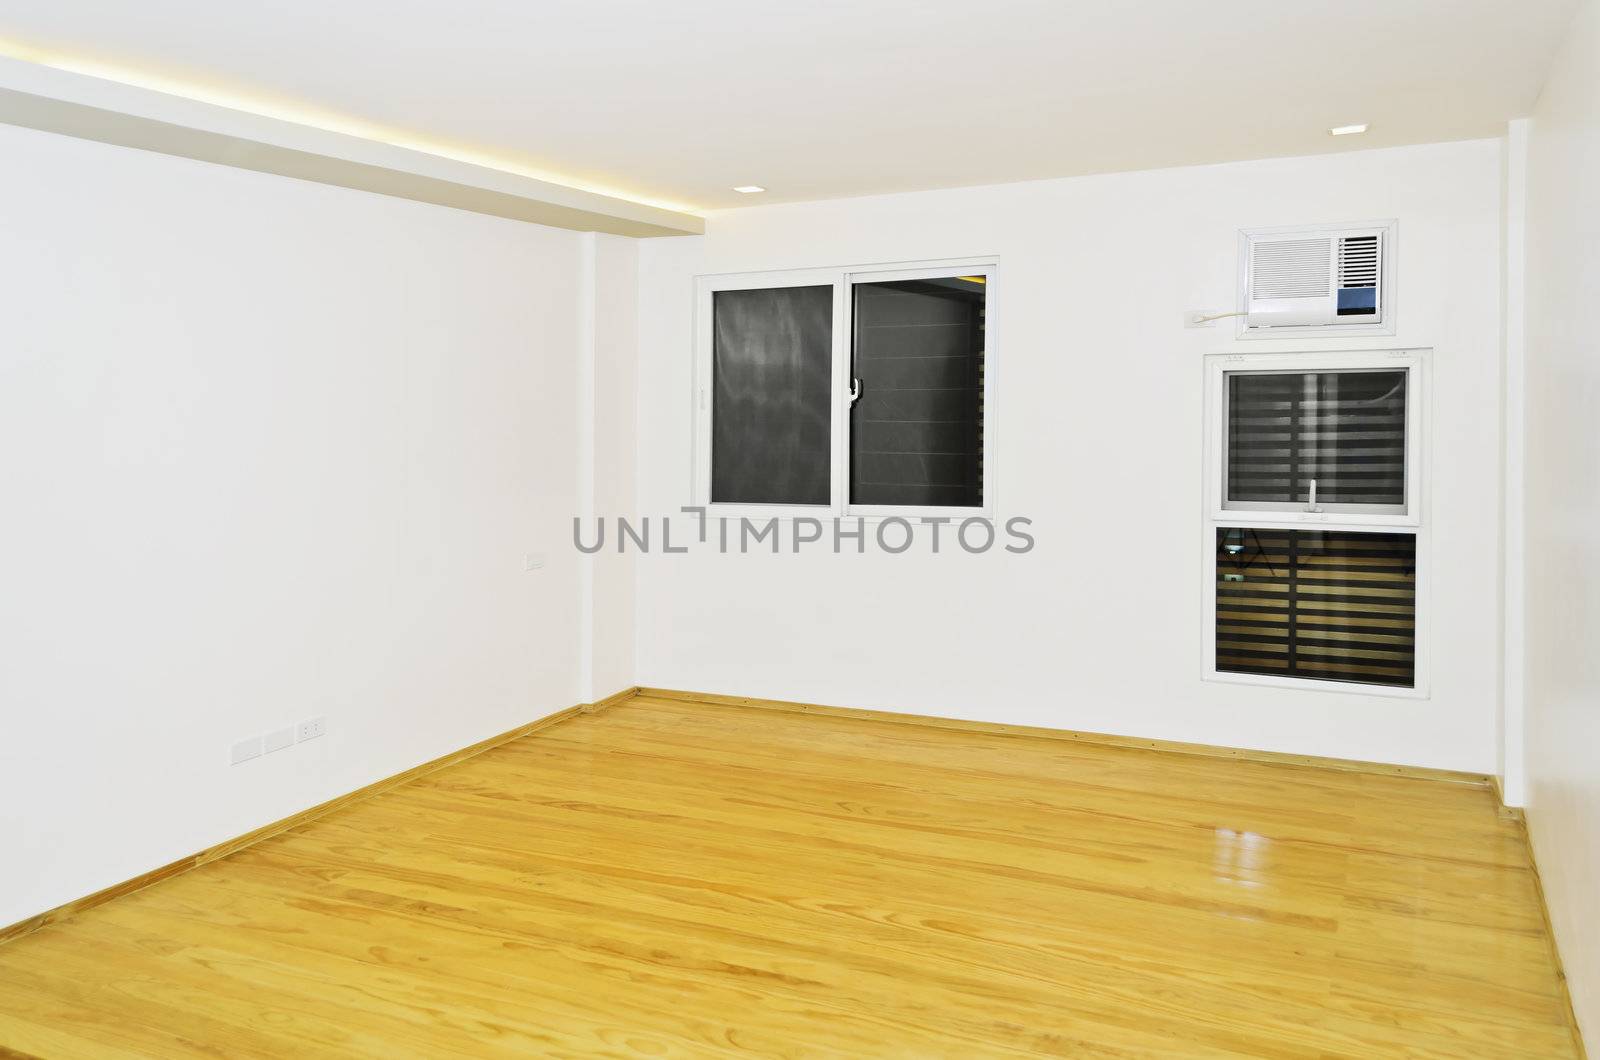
[524,552,546,570]
[1185,309,1221,328]
[231,737,262,765]
[263,727,295,754]
[296,716,327,743]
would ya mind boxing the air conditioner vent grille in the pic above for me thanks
[1338,234,1380,288]
[1251,238,1331,300]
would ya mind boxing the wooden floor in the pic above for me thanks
[0,694,1580,1058]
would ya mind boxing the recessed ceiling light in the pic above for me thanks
[732,185,766,194]
[1329,124,1369,136]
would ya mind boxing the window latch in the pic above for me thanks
[849,377,863,406]
[1306,478,1322,513]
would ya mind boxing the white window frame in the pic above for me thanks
[1204,348,1426,529]
[693,257,997,520]
[1200,347,1431,699]
[692,267,845,521]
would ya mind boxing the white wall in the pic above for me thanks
[1524,0,1600,1041]
[0,123,591,927]
[581,234,639,700]
[1500,118,1530,808]
[635,139,1506,773]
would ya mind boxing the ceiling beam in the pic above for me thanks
[0,56,703,238]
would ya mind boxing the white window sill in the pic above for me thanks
[1202,669,1429,700]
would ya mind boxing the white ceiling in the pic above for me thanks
[0,0,1578,212]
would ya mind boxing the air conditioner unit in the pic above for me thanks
[1238,220,1395,335]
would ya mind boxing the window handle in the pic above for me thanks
[849,377,863,406]
[1306,478,1321,513]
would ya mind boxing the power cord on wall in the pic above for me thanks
[1188,309,1249,325]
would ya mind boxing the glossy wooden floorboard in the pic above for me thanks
[0,695,1579,1058]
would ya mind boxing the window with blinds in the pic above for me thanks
[1215,528,1416,688]
[1205,350,1425,694]
[850,277,985,508]
[1224,369,1407,513]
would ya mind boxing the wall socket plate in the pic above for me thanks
[233,719,326,765]
[524,552,547,570]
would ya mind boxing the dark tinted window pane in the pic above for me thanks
[1227,370,1406,507]
[850,277,985,507]
[1216,528,1416,688]
[712,286,832,505]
